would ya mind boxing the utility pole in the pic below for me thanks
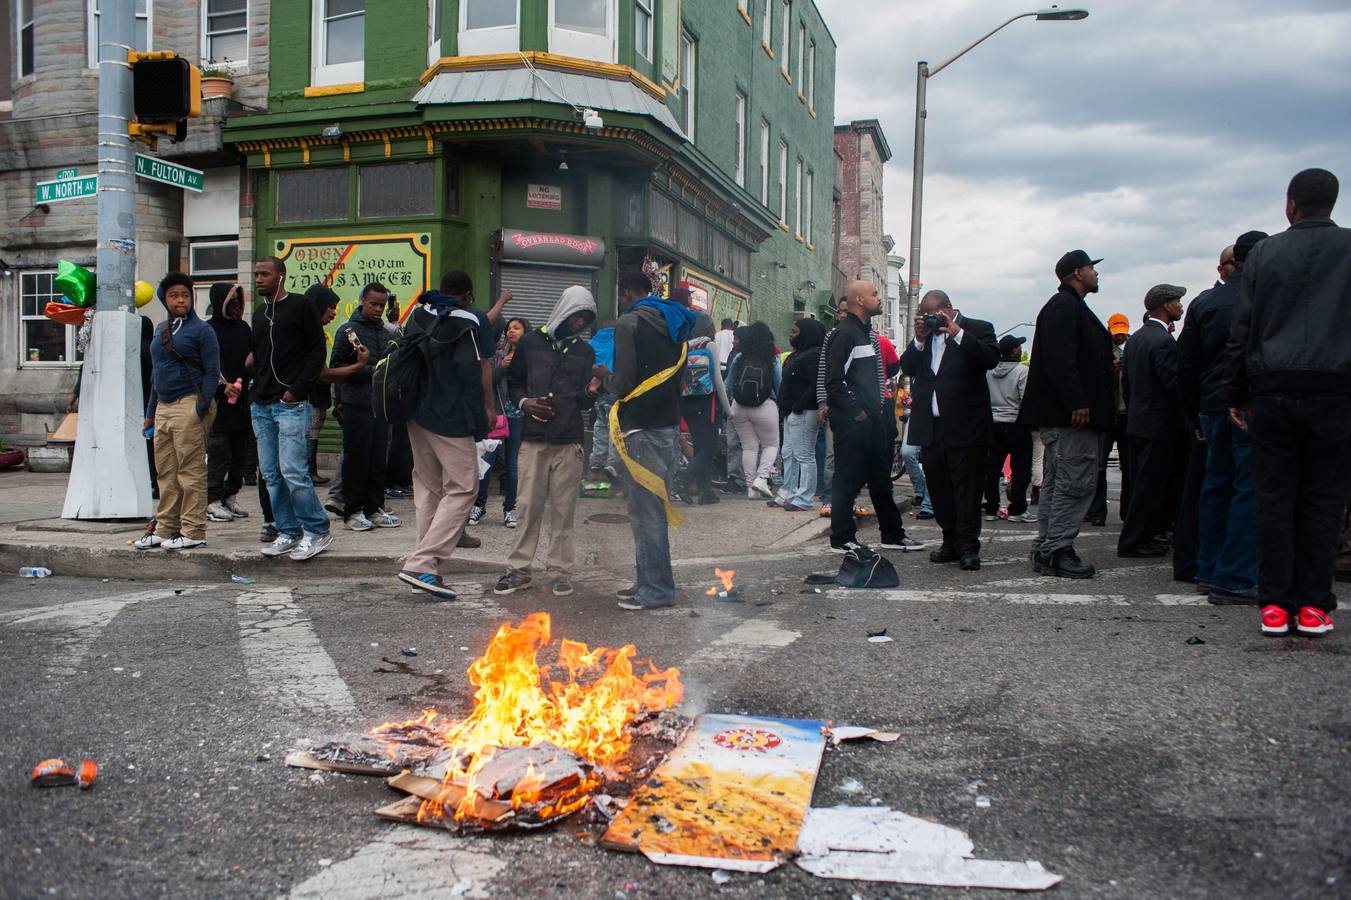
[63,0,153,519]
[906,61,928,337]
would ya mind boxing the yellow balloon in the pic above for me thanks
[134,280,154,308]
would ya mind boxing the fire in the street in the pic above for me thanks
[373,612,683,826]
[705,567,736,596]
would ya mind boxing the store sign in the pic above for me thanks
[497,228,606,268]
[680,278,711,312]
[525,183,562,210]
[274,232,432,349]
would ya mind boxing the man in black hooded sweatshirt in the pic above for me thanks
[206,283,254,523]
[775,317,826,511]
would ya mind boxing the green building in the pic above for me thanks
[224,0,837,334]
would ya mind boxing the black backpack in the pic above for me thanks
[834,545,900,589]
[372,309,479,426]
[733,356,773,407]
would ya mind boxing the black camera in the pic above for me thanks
[922,312,948,335]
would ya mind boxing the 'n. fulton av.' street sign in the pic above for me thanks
[134,154,204,193]
[36,175,98,204]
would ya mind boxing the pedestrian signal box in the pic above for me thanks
[128,52,200,145]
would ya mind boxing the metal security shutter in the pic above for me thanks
[497,264,597,331]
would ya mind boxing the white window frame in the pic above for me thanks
[459,0,520,56]
[680,30,696,141]
[548,0,615,62]
[17,0,35,78]
[202,0,249,68]
[635,0,653,61]
[428,0,443,64]
[794,158,803,237]
[759,118,770,204]
[777,139,788,223]
[805,168,814,244]
[796,21,805,92]
[779,0,789,76]
[19,270,83,369]
[311,0,364,86]
[761,0,771,48]
[807,38,816,107]
[733,91,746,187]
[738,0,749,17]
[87,0,151,68]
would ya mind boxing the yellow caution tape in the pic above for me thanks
[609,342,688,528]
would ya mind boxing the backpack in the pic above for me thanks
[732,356,772,407]
[682,346,716,398]
[371,309,479,426]
[834,545,900,589]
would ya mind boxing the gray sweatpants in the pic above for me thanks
[1036,426,1103,555]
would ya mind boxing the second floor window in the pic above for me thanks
[204,0,248,66]
[461,0,519,56]
[680,31,696,141]
[429,0,442,63]
[88,0,150,68]
[313,0,364,86]
[635,0,653,60]
[18,0,35,77]
[734,92,746,187]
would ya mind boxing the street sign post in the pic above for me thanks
[133,153,204,192]
[36,176,99,204]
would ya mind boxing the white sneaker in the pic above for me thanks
[134,534,163,550]
[1012,510,1039,523]
[223,496,249,518]
[206,502,234,522]
[162,536,206,550]
[345,511,374,531]
[261,534,300,557]
[371,509,401,528]
[503,509,519,529]
[290,531,333,561]
[752,476,774,499]
[467,505,485,526]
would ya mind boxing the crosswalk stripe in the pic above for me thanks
[286,829,506,899]
[237,587,358,719]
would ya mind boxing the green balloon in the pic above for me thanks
[55,260,97,307]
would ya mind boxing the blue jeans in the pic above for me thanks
[251,400,329,538]
[901,439,933,513]
[1196,412,1256,591]
[622,428,678,607]
[589,393,620,471]
[476,414,523,510]
[776,411,819,507]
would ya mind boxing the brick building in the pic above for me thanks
[833,117,891,306]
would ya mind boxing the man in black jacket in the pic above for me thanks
[1178,233,1267,603]
[1225,168,1351,637]
[1118,284,1187,557]
[205,283,253,524]
[494,285,602,598]
[900,290,998,569]
[823,280,923,554]
[1018,250,1114,578]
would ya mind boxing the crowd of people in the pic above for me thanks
[117,167,1349,633]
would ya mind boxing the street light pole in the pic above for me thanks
[905,8,1088,335]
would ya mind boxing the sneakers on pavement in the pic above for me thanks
[323,498,345,516]
[261,534,300,557]
[503,509,519,529]
[830,540,864,554]
[494,571,532,595]
[618,599,675,611]
[223,496,249,518]
[259,523,279,543]
[751,476,774,499]
[133,534,163,550]
[879,536,927,551]
[1260,605,1290,635]
[162,536,206,550]
[616,585,638,600]
[1296,606,1333,636]
[467,505,485,526]
[371,509,401,528]
[551,575,574,596]
[345,511,374,531]
[984,513,997,522]
[398,570,457,601]
[1010,510,1038,523]
[206,502,235,522]
[289,532,332,561]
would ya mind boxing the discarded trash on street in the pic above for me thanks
[795,805,1063,890]
[401,647,418,657]
[30,758,97,789]
[704,568,743,600]
[1185,636,1206,645]
[868,635,894,644]
[230,575,255,585]
[18,567,52,578]
[823,725,901,747]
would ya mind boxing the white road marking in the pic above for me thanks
[286,828,506,899]
[1156,593,1210,606]
[826,589,1129,606]
[237,587,357,718]
[691,618,802,664]
[0,586,213,677]
[979,565,1162,588]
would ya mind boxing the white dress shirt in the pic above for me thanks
[912,313,964,416]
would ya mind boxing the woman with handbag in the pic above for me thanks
[469,316,531,528]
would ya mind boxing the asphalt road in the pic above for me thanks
[1,513,1347,899]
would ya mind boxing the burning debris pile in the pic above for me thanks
[289,612,688,832]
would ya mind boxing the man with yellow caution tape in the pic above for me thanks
[605,270,697,610]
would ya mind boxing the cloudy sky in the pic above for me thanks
[817,0,1351,339]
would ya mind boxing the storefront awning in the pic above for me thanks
[413,69,686,139]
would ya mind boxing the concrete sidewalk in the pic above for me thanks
[0,470,835,583]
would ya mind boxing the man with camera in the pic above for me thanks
[900,291,999,570]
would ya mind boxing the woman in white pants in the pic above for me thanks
[726,322,783,500]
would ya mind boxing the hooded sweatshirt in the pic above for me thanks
[779,318,826,415]
[604,302,686,432]
[589,326,616,371]
[330,304,393,409]
[506,285,598,444]
[207,283,252,432]
[147,296,220,419]
[986,359,1028,424]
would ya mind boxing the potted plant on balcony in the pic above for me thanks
[200,60,236,99]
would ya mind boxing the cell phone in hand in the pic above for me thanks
[347,331,362,349]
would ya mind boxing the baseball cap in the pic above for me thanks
[1055,249,1103,280]
[1107,313,1130,336]
[997,335,1026,356]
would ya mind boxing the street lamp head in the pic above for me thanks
[1035,7,1089,20]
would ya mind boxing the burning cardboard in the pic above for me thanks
[603,714,827,873]
[286,714,443,775]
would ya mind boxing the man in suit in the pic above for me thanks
[1018,250,1115,579]
[900,290,999,570]
[1118,284,1187,557]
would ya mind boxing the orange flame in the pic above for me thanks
[377,612,682,824]
[705,567,736,596]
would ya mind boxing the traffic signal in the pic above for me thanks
[128,51,200,146]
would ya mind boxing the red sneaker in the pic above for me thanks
[1260,605,1289,635]
[1296,606,1333,637]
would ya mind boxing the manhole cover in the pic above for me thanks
[586,514,630,525]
